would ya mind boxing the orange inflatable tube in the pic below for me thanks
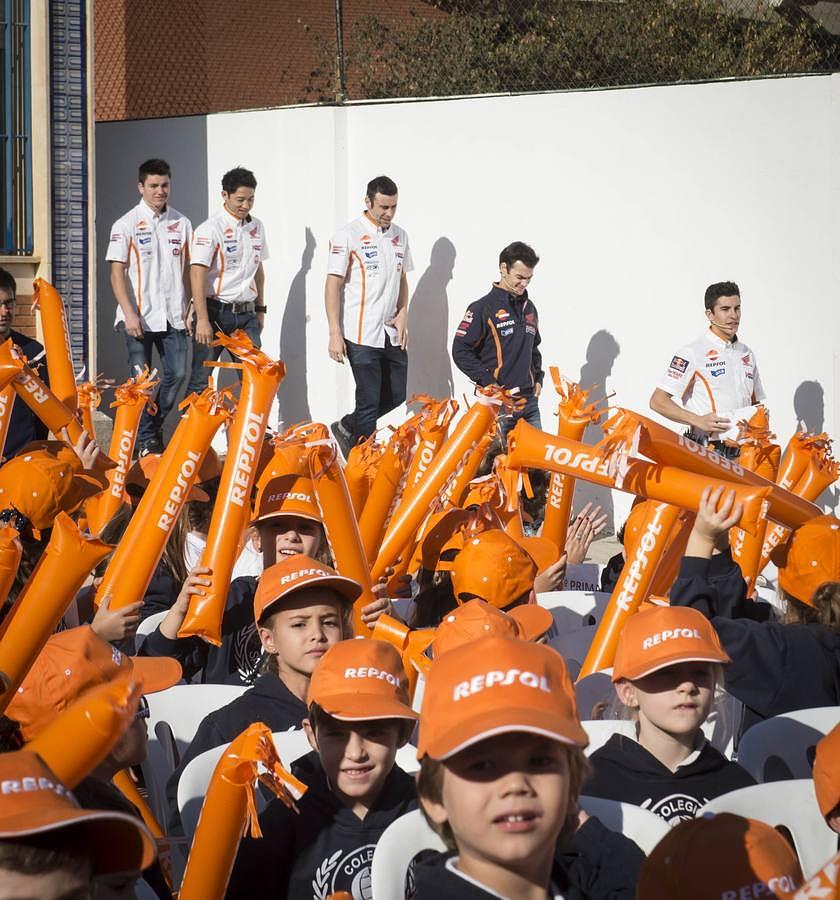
[307,441,377,635]
[76,380,101,438]
[647,509,696,598]
[371,386,518,582]
[371,613,435,699]
[578,500,681,679]
[28,677,139,787]
[506,420,770,536]
[0,513,111,714]
[400,397,459,502]
[179,332,286,644]
[0,526,21,608]
[541,369,604,555]
[32,278,78,413]
[178,722,307,900]
[0,384,14,459]
[344,439,377,519]
[96,389,229,613]
[440,429,497,509]
[85,368,159,534]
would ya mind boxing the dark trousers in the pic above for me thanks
[119,322,187,444]
[342,336,408,441]
[498,394,542,447]
[186,300,262,397]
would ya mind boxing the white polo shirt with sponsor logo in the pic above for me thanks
[657,328,766,441]
[327,212,413,348]
[191,207,269,304]
[105,201,192,331]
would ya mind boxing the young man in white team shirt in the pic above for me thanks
[649,281,765,459]
[326,175,412,457]
[185,166,268,396]
[107,158,192,456]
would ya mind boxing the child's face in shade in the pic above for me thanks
[304,716,406,819]
[0,866,91,900]
[422,732,571,888]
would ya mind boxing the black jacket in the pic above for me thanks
[166,674,307,835]
[138,575,263,685]
[585,734,755,825]
[226,751,417,899]
[452,285,543,397]
[670,550,840,733]
[6,329,49,458]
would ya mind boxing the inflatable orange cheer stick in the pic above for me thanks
[95,389,229,612]
[371,386,520,583]
[647,509,696,598]
[578,499,682,679]
[0,526,21,608]
[178,722,307,900]
[307,441,378,635]
[399,396,459,502]
[76,379,101,437]
[0,513,111,714]
[32,278,78,412]
[345,437,379,519]
[28,677,140,788]
[506,420,770,536]
[179,332,286,644]
[440,429,497,509]
[372,613,436,700]
[603,408,819,529]
[0,385,15,460]
[542,369,605,555]
[359,422,416,565]
[85,368,159,534]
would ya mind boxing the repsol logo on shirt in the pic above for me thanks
[343,667,401,686]
[453,669,550,701]
[641,628,702,650]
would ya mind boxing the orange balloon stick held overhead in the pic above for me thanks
[32,278,78,413]
[440,428,497,509]
[647,509,696,599]
[95,388,230,614]
[578,500,682,679]
[76,379,102,437]
[371,386,520,582]
[28,677,140,789]
[0,513,112,715]
[178,331,286,645]
[344,436,380,519]
[399,396,459,503]
[0,526,21,609]
[84,367,159,534]
[178,723,307,900]
[541,368,605,556]
[0,385,14,460]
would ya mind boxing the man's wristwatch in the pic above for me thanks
[254,304,267,313]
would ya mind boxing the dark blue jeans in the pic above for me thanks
[186,300,262,397]
[342,336,408,441]
[119,322,188,444]
[498,393,542,447]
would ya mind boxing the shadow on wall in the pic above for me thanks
[277,227,316,430]
[406,237,456,402]
[577,329,621,534]
[793,380,837,513]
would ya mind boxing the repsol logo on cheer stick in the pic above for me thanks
[615,506,665,613]
[157,450,202,532]
[547,472,566,510]
[14,370,49,405]
[230,411,264,507]
[542,443,611,477]
[110,429,134,498]
[677,434,744,477]
[410,439,438,487]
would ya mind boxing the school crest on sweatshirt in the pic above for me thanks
[312,844,376,899]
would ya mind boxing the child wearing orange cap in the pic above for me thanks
[584,605,755,825]
[414,636,598,899]
[637,812,802,899]
[227,639,418,899]
[671,486,840,732]
[813,723,840,834]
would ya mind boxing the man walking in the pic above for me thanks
[326,175,412,457]
[186,166,268,396]
[452,241,544,444]
[107,158,191,456]
[650,281,765,459]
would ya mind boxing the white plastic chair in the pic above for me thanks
[142,683,249,826]
[581,718,635,755]
[548,625,598,680]
[370,809,446,900]
[575,671,615,720]
[699,779,836,879]
[578,795,671,855]
[134,610,167,652]
[539,590,610,634]
[736,707,840,782]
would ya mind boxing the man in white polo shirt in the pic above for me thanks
[325,175,412,457]
[185,166,268,396]
[650,281,766,459]
[107,158,192,456]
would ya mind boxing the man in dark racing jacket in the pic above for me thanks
[452,241,544,443]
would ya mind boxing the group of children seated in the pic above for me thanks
[0,426,839,900]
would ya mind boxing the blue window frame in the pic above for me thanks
[0,0,31,255]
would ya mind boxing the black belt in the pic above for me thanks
[206,297,255,314]
[685,430,740,460]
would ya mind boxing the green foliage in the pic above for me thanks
[325,0,827,101]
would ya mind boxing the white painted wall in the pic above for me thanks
[95,74,840,527]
